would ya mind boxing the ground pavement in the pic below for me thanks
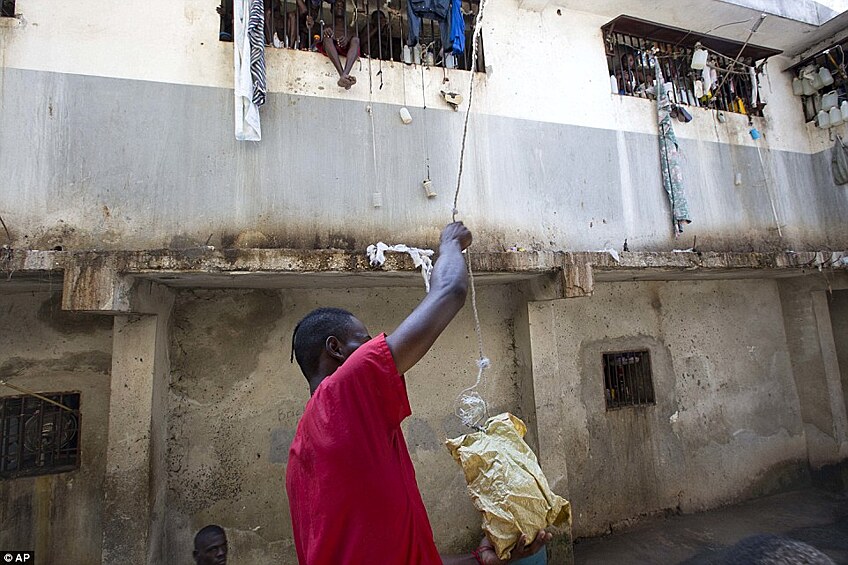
[572,488,848,564]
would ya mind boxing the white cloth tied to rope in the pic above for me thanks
[367,243,435,292]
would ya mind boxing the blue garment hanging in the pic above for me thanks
[406,0,448,48]
[449,0,464,54]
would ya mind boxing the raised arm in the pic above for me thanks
[385,222,472,375]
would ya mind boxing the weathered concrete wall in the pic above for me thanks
[778,277,848,469]
[164,285,531,563]
[0,65,845,254]
[832,290,848,422]
[101,281,174,565]
[530,279,808,538]
[1,1,847,254]
[0,291,112,565]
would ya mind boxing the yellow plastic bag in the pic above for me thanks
[446,413,571,561]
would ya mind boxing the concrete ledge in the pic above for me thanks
[1,248,846,310]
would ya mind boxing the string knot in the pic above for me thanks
[476,357,490,369]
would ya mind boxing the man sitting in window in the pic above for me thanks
[317,0,360,89]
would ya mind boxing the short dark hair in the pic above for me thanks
[194,525,225,550]
[291,307,356,379]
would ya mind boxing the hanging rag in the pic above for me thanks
[410,0,450,20]
[406,0,449,49]
[449,0,465,54]
[367,243,435,292]
[832,136,848,185]
[234,0,266,141]
[446,413,571,561]
[749,66,758,108]
[654,57,691,235]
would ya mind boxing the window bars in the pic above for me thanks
[220,0,485,72]
[605,30,764,117]
[602,351,655,410]
[0,392,80,479]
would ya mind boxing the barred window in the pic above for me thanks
[602,15,780,117]
[789,39,848,123]
[603,351,655,410]
[217,0,486,72]
[0,392,81,479]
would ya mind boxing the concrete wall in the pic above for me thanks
[0,291,113,565]
[529,279,808,538]
[1,0,846,254]
[164,284,531,563]
[832,290,848,422]
[778,277,848,470]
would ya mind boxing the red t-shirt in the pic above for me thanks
[286,334,442,565]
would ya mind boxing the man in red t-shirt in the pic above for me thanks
[286,222,551,565]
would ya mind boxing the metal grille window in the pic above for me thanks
[602,16,780,117]
[0,392,80,479]
[603,351,655,410]
[1,0,15,17]
[790,40,848,123]
[218,0,486,72]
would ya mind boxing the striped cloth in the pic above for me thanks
[234,0,264,140]
[247,0,266,107]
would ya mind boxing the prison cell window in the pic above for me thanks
[601,15,781,118]
[789,41,848,124]
[1,0,15,17]
[218,0,486,73]
[0,392,81,479]
[602,350,655,410]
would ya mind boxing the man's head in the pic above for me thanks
[292,307,372,384]
[370,9,387,26]
[193,525,227,565]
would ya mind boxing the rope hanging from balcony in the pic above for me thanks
[451,0,490,430]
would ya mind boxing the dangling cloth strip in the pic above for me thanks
[654,56,692,236]
[234,0,266,141]
[367,243,435,292]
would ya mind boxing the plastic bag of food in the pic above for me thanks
[445,413,571,560]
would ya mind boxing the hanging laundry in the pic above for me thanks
[832,136,848,185]
[701,65,712,94]
[234,0,266,141]
[406,0,450,52]
[749,66,758,108]
[654,57,691,236]
[449,0,465,55]
[411,0,450,20]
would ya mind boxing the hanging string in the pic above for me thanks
[421,57,431,180]
[454,252,489,429]
[451,0,487,222]
[367,56,381,203]
[451,0,491,431]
